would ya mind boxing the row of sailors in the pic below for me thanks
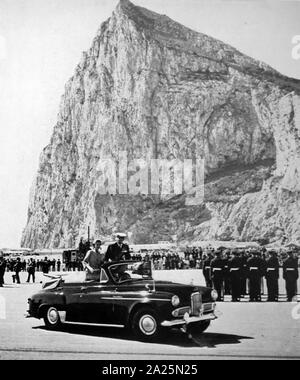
[203,249,299,302]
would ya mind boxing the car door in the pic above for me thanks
[65,283,117,324]
[63,283,87,322]
[79,284,118,324]
[106,284,139,325]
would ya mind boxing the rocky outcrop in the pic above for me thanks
[21,0,300,248]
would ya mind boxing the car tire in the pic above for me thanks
[131,308,161,342]
[43,306,62,330]
[187,320,211,343]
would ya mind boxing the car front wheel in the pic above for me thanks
[43,307,62,330]
[131,308,161,342]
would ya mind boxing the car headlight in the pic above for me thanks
[211,290,218,301]
[171,295,180,307]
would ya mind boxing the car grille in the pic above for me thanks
[202,303,214,314]
[191,292,202,316]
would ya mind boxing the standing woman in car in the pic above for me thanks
[83,239,105,281]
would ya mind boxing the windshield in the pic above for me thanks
[42,278,61,290]
[109,261,152,284]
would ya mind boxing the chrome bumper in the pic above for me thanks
[161,311,218,327]
[25,310,66,321]
[162,301,221,327]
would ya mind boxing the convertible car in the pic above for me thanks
[26,261,219,341]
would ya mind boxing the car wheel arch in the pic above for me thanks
[129,305,163,341]
[38,303,51,318]
[127,302,157,327]
[38,302,66,319]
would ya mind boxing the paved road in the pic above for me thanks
[0,272,299,360]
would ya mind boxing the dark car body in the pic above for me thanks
[26,261,219,340]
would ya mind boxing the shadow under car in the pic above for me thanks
[32,324,253,348]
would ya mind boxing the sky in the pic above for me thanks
[0,0,299,248]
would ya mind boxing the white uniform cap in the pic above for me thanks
[116,233,127,238]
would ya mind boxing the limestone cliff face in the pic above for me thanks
[21,0,300,248]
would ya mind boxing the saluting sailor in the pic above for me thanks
[105,233,131,262]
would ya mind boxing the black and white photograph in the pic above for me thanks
[0,0,299,363]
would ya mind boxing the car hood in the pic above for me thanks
[153,281,213,302]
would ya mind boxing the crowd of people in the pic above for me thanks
[132,252,187,270]
[0,241,299,302]
[0,256,67,285]
[132,246,299,302]
[131,246,300,272]
[200,247,299,302]
[4,257,63,273]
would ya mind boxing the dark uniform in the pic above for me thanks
[211,252,225,301]
[247,252,265,302]
[229,253,243,301]
[240,251,248,296]
[283,253,299,301]
[13,259,22,284]
[26,260,36,283]
[265,252,280,302]
[41,259,50,274]
[223,251,231,296]
[202,255,213,288]
[79,238,90,260]
[105,242,131,262]
[0,258,6,287]
[261,253,267,295]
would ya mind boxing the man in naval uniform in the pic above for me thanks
[247,250,265,302]
[211,250,225,301]
[105,233,131,262]
[202,251,213,288]
[228,250,243,302]
[283,250,299,302]
[265,250,280,302]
